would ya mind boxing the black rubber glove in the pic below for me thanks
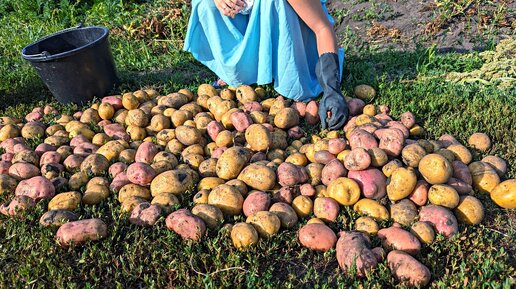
[316,52,349,130]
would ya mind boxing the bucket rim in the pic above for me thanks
[21,26,109,62]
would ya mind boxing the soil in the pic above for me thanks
[328,0,515,52]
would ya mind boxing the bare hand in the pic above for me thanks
[214,0,245,17]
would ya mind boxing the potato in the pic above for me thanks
[291,195,313,218]
[452,160,472,186]
[48,191,81,211]
[382,159,402,178]
[183,153,204,170]
[490,180,515,209]
[0,174,17,195]
[447,177,472,195]
[0,125,20,141]
[165,209,206,241]
[208,184,244,215]
[129,202,162,226]
[96,140,126,162]
[197,177,225,191]
[355,216,379,235]
[362,104,376,116]
[270,129,288,150]
[244,124,271,152]
[327,138,346,155]
[447,144,472,165]
[467,132,491,151]
[321,159,347,186]
[408,180,429,206]
[56,218,108,247]
[225,180,247,197]
[78,153,109,176]
[14,176,55,201]
[68,172,89,191]
[12,150,39,166]
[269,202,298,228]
[452,195,484,225]
[343,148,370,171]
[39,209,78,227]
[437,148,455,162]
[387,250,431,287]
[374,128,404,156]
[21,122,45,139]
[336,232,378,277]
[192,204,224,229]
[418,153,452,185]
[150,169,194,196]
[274,108,299,129]
[428,184,459,209]
[8,162,40,180]
[193,189,209,204]
[353,199,389,221]
[468,161,500,193]
[348,168,386,200]
[366,147,387,167]
[276,162,308,187]
[481,155,507,177]
[118,184,151,203]
[230,111,253,132]
[0,195,35,216]
[125,162,156,186]
[151,193,179,214]
[326,177,360,205]
[231,222,259,250]
[121,196,147,214]
[216,146,250,180]
[313,197,340,222]
[386,167,417,201]
[285,153,308,166]
[349,129,378,150]
[298,223,337,251]
[354,84,376,101]
[236,85,258,103]
[419,205,458,238]
[401,144,426,167]
[246,211,281,238]
[238,164,276,191]
[409,221,435,245]
[83,184,110,205]
[304,100,319,125]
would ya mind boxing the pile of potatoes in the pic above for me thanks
[0,83,514,286]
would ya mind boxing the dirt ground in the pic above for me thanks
[328,0,515,52]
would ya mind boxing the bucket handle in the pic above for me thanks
[27,23,84,60]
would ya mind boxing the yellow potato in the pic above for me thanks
[246,211,281,238]
[292,195,313,218]
[490,179,515,209]
[418,154,452,184]
[355,216,379,235]
[192,204,224,229]
[118,184,151,203]
[353,199,389,221]
[198,177,225,191]
[326,177,361,205]
[428,184,460,209]
[231,222,259,250]
[48,192,81,211]
[469,161,501,193]
[447,144,472,165]
[454,196,484,225]
[386,167,417,201]
[410,221,435,244]
[83,184,110,205]
[208,184,244,215]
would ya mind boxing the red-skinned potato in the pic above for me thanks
[419,205,458,238]
[387,250,431,287]
[15,176,55,201]
[348,168,386,200]
[127,162,157,186]
[336,231,378,277]
[313,197,339,222]
[129,202,162,226]
[298,223,337,251]
[56,218,108,247]
[165,209,206,241]
[321,159,347,186]
[378,226,421,255]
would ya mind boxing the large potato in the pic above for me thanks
[246,211,281,238]
[8,163,40,180]
[386,167,417,201]
[216,146,250,180]
[245,124,271,152]
[489,179,515,209]
[118,184,151,203]
[269,202,298,229]
[39,210,78,227]
[387,250,431,287]
[208,184,244,215]
[418,154,452,184]
[129,202,162,227]
[428,184,459,209]
[231,222,259,250]
[468,161,500,193]
[378,226,421,255]
[348,168,386,200]
[419,205,458,238]
[390,199,418,225]
[83,184,110,205]
[336,232,378,277]
[192,204,224,229]
[80,153,109,176]
[326,177,360,205]
[313,197,340,222]
[150,169,194,196]
[15,176,55,201]
[237,164,276,191]
[56,218,108,247]
[454,195,484,225]
[298,223,337,252]
[48,191,81,211]
[481,155,507,177]
[165,209,206,241]
[401,144,426,167]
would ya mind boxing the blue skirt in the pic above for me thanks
[183,0,344,101]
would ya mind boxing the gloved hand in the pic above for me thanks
[316,52,349,130]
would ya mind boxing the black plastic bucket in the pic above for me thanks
[22,25,119,104]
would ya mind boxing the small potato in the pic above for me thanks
[353,199,389,221]
[225,179,248,197]
[355,216,379,235]
[285,153,308,166]
[490,180,515,209]
[410,221,435,244]
[208,184,244,215]
[468,133,491,151]
[192,203,224,229]
[326,177,360,205]
[419,205,458,238]
[400,111,416,129]
[447,144,472,165]
[408,180,429,206]
[387,250,431,287]
[374,128,404,157]
[238,164,276,191]
[481,155,507,177]
[401,144,426,167]
[306,163,323,186]
[48,191,82,211]
[437,148,455,162]
[151,193,179,214]
[343,148,371,171]
[166,209,206,241]
[354,84,376,101]
[328,138,347,155]
[454,195,484,225]
[390,199,418,225]
[304,100,319,125]
[198,177,225,191]
[231,222,259,250]
[135,141,158,164]
[242,191,270,217]
[428,184,459,209]
[0,195,35,216]
[313,197,340,222]
[418,154,452,185]
[270,202,298,228]
[83,184,110,205]
[321,159,347,186]
[183,153,204,170]
[298,223,337,251]
[175,125,202,146]
[246,211,281,238]
[276,162,308,187]
[349,129,378,150]
[368,147,388,167]
[0,174,17,195]
[56,219,108,247]
[118,184,151,203]
[198,158,218,178]
[230,111,253,132]
[292,195,313,218]
[193,189,210,204]
[129,202,162,226]
[348,168,386,200]
[387,167,417,201]
[362,104,376,116]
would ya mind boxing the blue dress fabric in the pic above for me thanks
[184,0,344,101]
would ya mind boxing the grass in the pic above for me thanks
[0,0,515,288]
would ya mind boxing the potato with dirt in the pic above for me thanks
[231,222,259,250]
[348,168,386,200]
[353,199,389,221]
[489,179,515,209]
[386,167,417,201]
[48,191,81,211]
[313,197,340,222]
[336,231,378,277]
[326,177,360,205]
[321,159,347,186]
[150,169,194,196]
[468,161,500,193]
[56,218,108,247]
[192,204,224,229]
[39,210,78,227]
[237,164,276,191]
[0,195,35,216]
[208,184,244,215]
[390,199,418,225]
[481,155,507,177]
[216,146,250,180]
[419,204,458,238]
[401,143,426,167]
[387,250,431,287]
[129,202,162,226]
[378,226,421,255]
[242,191,271,217]
[15,176,55,201]
[246,211,281,238]
[298,223,337,252]
[165,209,206,241]
[428,184,460,209]
[269,202,298,229]
[354,216,379,236]
[343,148,371,171]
